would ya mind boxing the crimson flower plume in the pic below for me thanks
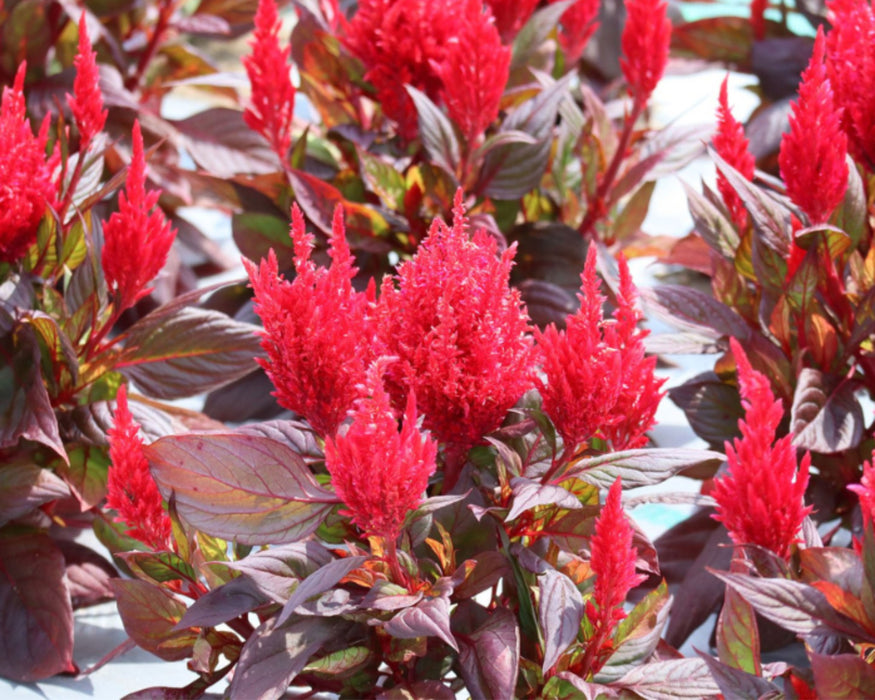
[101,121,176,312]
[849,451,875,531]
[713,76,755,231]
[711,338,812,559]
[67,12,107,150]
[245,204,376,437]
[0,63,59,264]
[551,0,601,64]
[778,27,848,225]
[106,385,172,551]
[433,0,510,145]
[620,0,671,107]
[243,0,295,163]
[377,189,535,486]
[325,361,437,542]
[484,0,539,42]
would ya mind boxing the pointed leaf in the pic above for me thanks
[177,576,267,629]
[641,284,751,340]
[790,371,863,453]
[227,541,334,603]
[697,651,779,700]
[0,462,69,526]
[146,433,338,545]
[568,448,725,489]
[384,595,458,651]
[810,651,875,698]
[717,585,761,675]
[539,568,584,673]
[406,85,460,176]
[615,658,720,699]
[117,550,199,586]
[276,555,367,625]
[507,477,581,521]
[457,607,520,700]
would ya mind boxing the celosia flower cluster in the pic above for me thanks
[537,247,664,452]
[67,13,107,150]
[245,205,376,438]
[825,0,875,170]
[243,0,296,163]
[849,450,875,531]
[106,385,173,551]
[778,28,848,225]
[0,63,58,264]
[551,0,601,64]
[484,0,539,42]
[101,121,176,312]
[325,362,437,541]
[377,190,535,483]
[713,76,755,231]
[711,338,812,560]
[620,0,672,107]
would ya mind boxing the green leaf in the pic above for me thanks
[117,550,199,585]
[697,652,779,700]
[567,448,725,489]
[406,85,460,176]
[717,585,760,675]
[833,156,867,249]
[146,432,338,545]
[303,645,374,678]
[605,580,671,678]
[233,211,294,270]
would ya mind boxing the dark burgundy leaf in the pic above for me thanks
[203,368,283,423]
[453,551,510,600]
[456,607,520,700]
[683,180,739,258]
[276,556,367,625]
[641,284,750,340]
[790,371,863,453]
[539,568,583,673]
[56,539,117,609]
[120,305,264,400]
[507,477,580,521]
[384,595,458,651]
[745,98,793,159]
[567,448,725,489]
[810,651,875,698]
[406,85,460,176]
[0,533,75,681]
[697,651,779,700]
[616,658,721,698]
[378,681,456,700]
[0,462,69,526]
[230,616,344,700]
[751,37,811,100]
[110,579,198,661]
[227,541,334,603]
[177,576,267,629]
[517,278,577,328]
[668,371,743,448]
[235,420,322,463]
[175,108,277,176]
[147,433,338,545]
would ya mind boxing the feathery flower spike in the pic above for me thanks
[325,360,437,542]
[101,121,176,312]
[0,63,59,264]
[434,0,510,145]
[106,385,173,551]
[849,451,875,530]
[551,0,601,64]
[484,0,539,42]
[67,13,107,149]
[619,0,671,107]
[243,0,296,163]
[245,204,376,437]
[778,27,848,225]
[713,76,755,231]
[378,189,535,487]
[710,338,812,559]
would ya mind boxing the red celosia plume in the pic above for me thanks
[67,13,107,149]
[537,247,664,452]
[778,28,848,225]
[243,0,296,163]
[619,0,671,107]
[849,451,875,531]
[433,0,510,145]
[245,204,376,437]
[710,338,812,560]
[106,385,173,551]
[484,0,539,42]
[551,0,601,64]
[825,0,875,170]
[377,189,535,486]
[325,361,437,541]
[0,63,58,264]
[101,121,176,312]
[713,76,755,231]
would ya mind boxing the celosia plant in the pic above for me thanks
[713,76,755,231]
[66,13,107,152]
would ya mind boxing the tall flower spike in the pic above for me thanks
[377,189,535,487]
[849,451,875,531]
[711,338,812,560]
[67,13,107,149]
[713,76,755,231]
[0,63,59,264]
[325,361,437,542]
[245,204,376,437]
[825,0,875,170]
[484,0,539,42]
[101,121,176,312]
[619,0,671,107]
[551,0,601,65]
[106,385,173,551]
[433,0,510,145]
[778,27,848,225]
[243,0,295,163]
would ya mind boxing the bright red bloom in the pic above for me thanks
[377,190,535,482]
[713,76,755,231]
[551,0,601,64]
[537,248,664,451]
[825,0,875,170]
[484,0,539,42]
[101,121,176,312]
[619,0,671,107]
[345,0,467,141]
[711,338,812,560]
[243,0,295,163]
[434,0,510,144]
[67,13,107,149]
[778,28,848,225]
[106,385,172,551]
[325,362,437,541]
[849,451,875,530]
[750,0,768,40]
[0,63,58,264]
[245,205,376,437]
